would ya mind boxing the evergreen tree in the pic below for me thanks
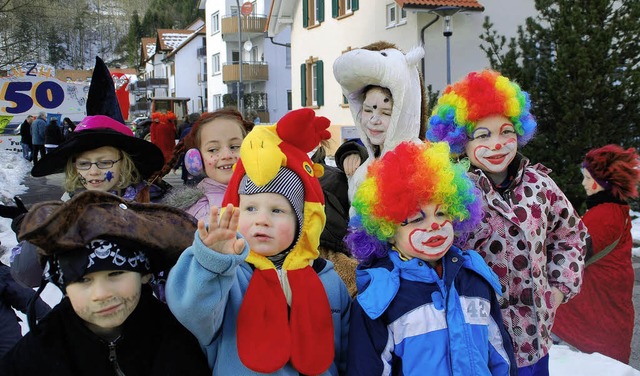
[47,27,67,67]
[480,0,640,210]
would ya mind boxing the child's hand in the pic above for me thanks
[197,204,245,255]
[343,154,362,177]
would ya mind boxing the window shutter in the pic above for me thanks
[318,0,325,23]
[300,64,307,107]
[332,0,339,18]
[316,60,324,106]
[303,0,309,28]
[352,0,358,11]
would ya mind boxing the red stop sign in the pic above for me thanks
[240,2,253,16]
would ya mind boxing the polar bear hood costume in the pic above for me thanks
[333,41,426,204]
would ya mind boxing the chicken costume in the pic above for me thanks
[165,108,350,376]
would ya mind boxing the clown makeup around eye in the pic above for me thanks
[392,203,454,265]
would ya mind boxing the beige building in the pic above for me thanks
[267,0,535,154]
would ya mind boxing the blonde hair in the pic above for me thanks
[64,149,141,192]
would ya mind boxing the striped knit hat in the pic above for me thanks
[239,167,305,250]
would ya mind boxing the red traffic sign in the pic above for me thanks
[240,2,253,16]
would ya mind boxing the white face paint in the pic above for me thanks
[391,203,454,265]
[360,87,393,146]
[464,114,518,185]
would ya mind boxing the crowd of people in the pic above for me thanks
[0,45,637,376]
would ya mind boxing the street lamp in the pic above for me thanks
[235,0,244,114]
[429,6,461,85]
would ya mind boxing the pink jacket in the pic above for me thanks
[186,178,228,221]
[464,156,587,367]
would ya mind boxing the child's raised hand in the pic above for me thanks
[197,204,245,255]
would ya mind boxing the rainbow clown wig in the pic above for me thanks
[426,69,537,156]
[345,141,483,263]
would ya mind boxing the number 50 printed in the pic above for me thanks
[1,80,65,114]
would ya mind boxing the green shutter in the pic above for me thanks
[332,0,339,18]
[318,0,325,23]
[352,0,358,11]
[301,64,307,107]
[303,0,308,28]
[316,60,324,106]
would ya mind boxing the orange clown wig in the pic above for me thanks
[346,141,482,263]
[426,69,537,156]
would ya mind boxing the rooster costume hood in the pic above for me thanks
[222,108,334,374]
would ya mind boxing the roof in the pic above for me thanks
[141,37,156,63]
[165,26,205,59]
[395,0,484,11]
[156,29,194,52]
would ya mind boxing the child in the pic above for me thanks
[427,69,588,374]
[553,144,640,363]
[345,141,517,375]
[165,108,350,375]
[160,108,254,220]
[0,190,210,375]
[333,41,426,204]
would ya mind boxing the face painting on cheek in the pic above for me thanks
[407,219,453,258]
[105,171,114,182]
[472,138,517,172]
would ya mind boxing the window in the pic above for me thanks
[332,0,358,18]
[300,58,324,107]
[302,0,324,28]
[213,94,222,110]
[386,3,396,27]
[386,3,406,27]
[211,12,220,34]
[212,53,220,75]
[287,90,292,111]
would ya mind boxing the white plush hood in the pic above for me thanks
[333,43,425,203]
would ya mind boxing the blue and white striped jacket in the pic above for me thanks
[347,246,517,376]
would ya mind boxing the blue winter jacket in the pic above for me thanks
[166,233,351,376]
[30,118,46,145]
[347,247,517,376]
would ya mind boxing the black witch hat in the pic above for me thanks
[31,57,164,179]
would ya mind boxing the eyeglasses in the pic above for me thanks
[74,158,122,170]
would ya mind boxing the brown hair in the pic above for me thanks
[152,108,254,181]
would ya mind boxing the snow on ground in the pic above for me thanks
[0,149,638,374]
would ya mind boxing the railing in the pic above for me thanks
[147,77,168,86]
[129,101,151,113]
[221,15,268,36]
[222,61,269,83]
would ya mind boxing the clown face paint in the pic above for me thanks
[391,203,454,265]
[581,168,604,196]
[465,114,518,185]
[360,87,393,146]
[75,146,122,192]
[199,118,244,185]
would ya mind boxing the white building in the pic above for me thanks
[266,0,535,153]
[130,20,206,118]
[198,0,292,123]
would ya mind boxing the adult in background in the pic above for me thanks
[30,112,46,165]
[0,262,51,358]
[62,117,76,139]
[18,115,34,161]
[553,144,640,364]
[44,118,63,154]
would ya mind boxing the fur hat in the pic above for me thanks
[31,57,164,179]
[18,190,197,275]
[582,144,640,200]
[222,108,335,375]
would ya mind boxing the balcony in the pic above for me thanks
[222,61,268,83]
[128,80,148,94]
[197,73,207,85]
[129,78,168,94]
[129,101,151,115]
[197,46,206,59]
[221,15,268,41]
